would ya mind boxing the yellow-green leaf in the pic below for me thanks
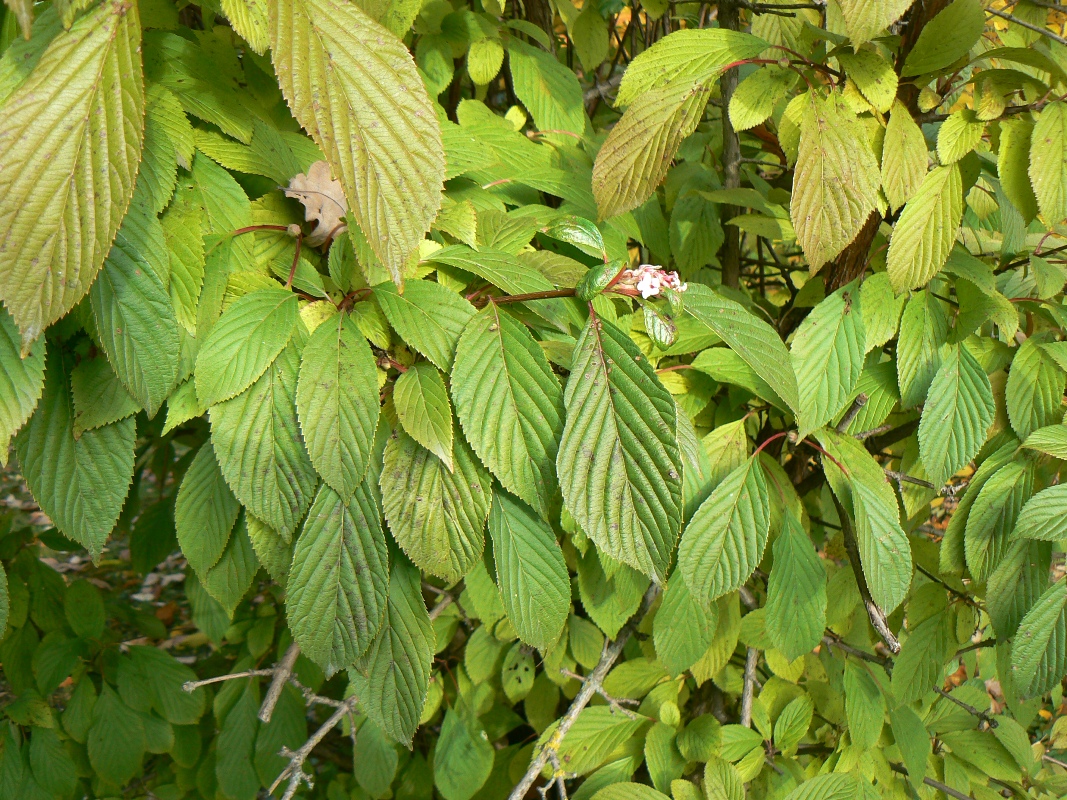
[886,164,962,292]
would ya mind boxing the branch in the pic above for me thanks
[889,762,974,800]
[933,687,997,728]
[507,585,660,800]
[740,648,759,727]
[986,7,1067,46]
[836,393,868,433]
[259,643,301,723]
[270,696,360,800]
[822,633,891,668]
[182,669,275,691]
[718,0,742,289]
[559,669,640,719]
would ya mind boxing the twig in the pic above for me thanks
[889,762,974,800]
[884,468,937,491]
[833,495,901,654]
[560,669,640,719]
[836,393,868,433]
[740,648,758,727]
[933,687,997,728]
[540,751,570,800]
[955,638,996,657]
[914,564,979,609]
[259,643,301,723]
[183,669,275,691]
[1043,753,1067,770]
[507,585,660,800]
[822,633,891,667]
[429,594,454,621]
[582,73,625,103]
[270,696,360,799]
[854,422,894,441]
[986,7,1067,47]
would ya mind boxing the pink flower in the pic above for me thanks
[614,264,687,298]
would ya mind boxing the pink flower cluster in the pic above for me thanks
[617,264,687,299]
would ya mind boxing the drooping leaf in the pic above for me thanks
[729,66,794,131]
[1029,101,1067,223]
[836,0,913,45]
[91,206,181,417]
[201,512,260,617]
[790,90,880,273]
[653,570,716,677]
[1012,578,1067,697]
[678,456,769,608]
[210,334,319,540]
[296,312,380,499]
[175,442,241,576]
[765,514,826,661]
[900,0,984,77]
[838,48,896,113]
[0,0,144,348]
[394,362,454,472]
[87,684,146,786]
[881,100,928,212]
[1012,484,1067,544]
[270,0,444,280]
[222,0,269,54]
[897,291,950,408]
[452,303,565,519]
[964,460,1033,582]
[15,355,134,560]
[349,555,435,746]
[999,117,1039,223]
[288,481,389,673]
[434,708,494,800]
[195,288,299,408]
[1021,424,1067,460]
[936,108,985,164]
[0,307,44,461]
[488,491,569,651]
[890,609,955,704]
[886,164,963,292]
[381,427,490,583]
[558,315,682,582]
[1006,335,1066,441]
[507,39,585,138]
[790,282,865,437]
[918,344,995,487]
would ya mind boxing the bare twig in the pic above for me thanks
[822,633,891,668]
[986,7,1067,46]
[934,687,997,728]
[582,73,625,103]
[853,422,894,441]
[259,643,301,723]
[429,594,454,621]
[1043,752,1067,770]
[740,648,759,727]
[182,669,275,692]
[890,762,974,800]
[270,696,360,799]
[885,469,937,491]
[955,638,997,657]
[559,669,639,719]
[836,393,868,433]
[507,585,660,800]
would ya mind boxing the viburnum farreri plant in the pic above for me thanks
[0,0,1066,798]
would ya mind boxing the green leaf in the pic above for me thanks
[0,307,44,460]
[381,427,490,583]
[175,442,241,575]
[0,0,144,348]
[87,684,146,786]
[91,206,181,418]
[246,513,294,585]
[215,682,260,800]
[941,730,1022,783]
[615,29,768,108]
[936,108,985,164]
[558,315,682,582]
[434,708,494,800]
[297,312,380,499]
[654,570,717,677]
[890,610,954,704]
[394,363,453,471]
[881,100,928,212]
[349,555,435,746]
[221,0,269,54]
[1030,101,1067,224]
[999,117,1039,223]
[195,287,299,408]
[838,48,896,113]
[452,303,565,519]
[819,430,911,613]
[790,282,865,437]
[64,579,104,640]
[374,280,474,371]
[836,0,912,45]
[678,456,769,608]
[682,284,800,416]
[15,355,134,559]
[467,37,504,84]
[843,660,884,750]
[901,0,984,77]
[210,335,319,540]
[918,344,994,487]
[790,91,880,273]
[1006,336,1066,441]
[592,79,711,220]
[1022,424,1067,459]
[897,291,950,408]
[773,695,813,756]
[766,515,826,661]
[508,39,585,138]
[782,772,867,800]
[28,727,76,799]
[989,539,1053,641]
[488,491,569,651]
[889,705,930,790]
[137,84,193,216]
[965,460,1033,582]
[886,164,963,292]
[729,66,793,131]
[1011,578,1067,697]
[1012,483,1067,543]
[270,0,444,280]
[288,481,389,673]
[160,199,205,335]
[201,514,259,617]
